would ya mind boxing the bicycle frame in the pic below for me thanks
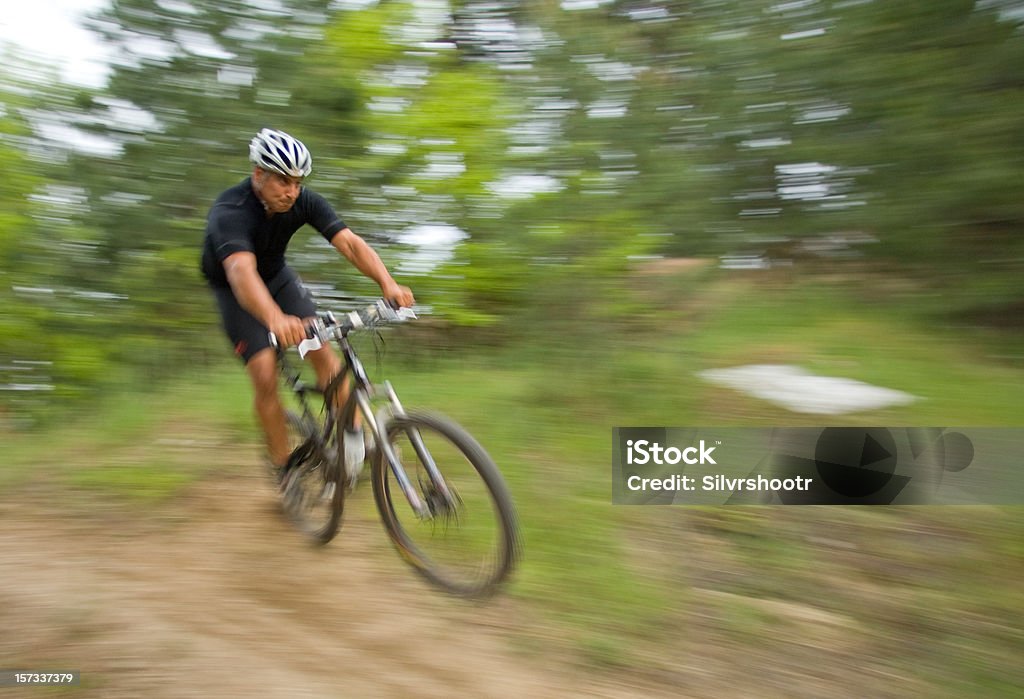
[281,332,455,520]
[270,300,519,593]
[277,347,334,450]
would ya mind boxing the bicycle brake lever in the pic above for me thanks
[374,299,417,322]
[374,299,400,322]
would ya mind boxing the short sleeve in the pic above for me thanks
[300,189,346,242]
[206,207,255,262]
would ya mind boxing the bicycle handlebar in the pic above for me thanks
[316,299,417,340]
[269,299,417,353]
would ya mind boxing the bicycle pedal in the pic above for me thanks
[346,474,361,493]
[282,479,303,511]
[320,481,336,502]
[346,460,365,481]
[277,466,297,495]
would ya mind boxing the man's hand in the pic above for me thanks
[269,312,308,348]
[381,282,415,309]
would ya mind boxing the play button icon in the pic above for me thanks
[859,432,893,468]
[815,428,898,498]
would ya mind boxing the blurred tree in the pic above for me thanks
[6,0,1022,425]
[68,0,341,361]
[808,0,1024,281]
[499,0,1024,311]
[0,65,49,415]
[0,67,42,270]
[297,1,516,324]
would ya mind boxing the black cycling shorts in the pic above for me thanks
[211,266,318,363]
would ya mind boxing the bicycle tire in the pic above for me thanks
[282,409,345,545]
[372,410,519,597]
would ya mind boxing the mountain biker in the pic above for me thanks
[201,127,414,484]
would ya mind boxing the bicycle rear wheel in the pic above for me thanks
[282,409,345,545]
[372,410,519,597]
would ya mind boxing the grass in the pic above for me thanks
[65,462,196,503]
[2,266,1022,694]
[0,368,258,496]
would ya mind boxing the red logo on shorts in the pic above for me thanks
[234,340,248,356]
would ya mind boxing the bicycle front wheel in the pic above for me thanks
[282,409,345,545]
[372,411,519,597]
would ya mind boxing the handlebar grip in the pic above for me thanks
[269,320,320,352]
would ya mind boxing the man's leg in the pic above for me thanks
[305,344,343,398]
[246,347,291,467]
[305,345,365,479]
[212,282,287,467]
[306,345,363,428]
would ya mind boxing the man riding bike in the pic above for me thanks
[201,128,414,483]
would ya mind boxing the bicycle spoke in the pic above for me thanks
[374,411,518,597]
[281,409,344,544]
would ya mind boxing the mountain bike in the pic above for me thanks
[273,300,519,598]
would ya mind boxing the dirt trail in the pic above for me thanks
[0,470,653,699]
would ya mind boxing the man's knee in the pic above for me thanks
[307,346,341,384]
[246,349,279,400]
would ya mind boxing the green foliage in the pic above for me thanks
[2,1,1022,422]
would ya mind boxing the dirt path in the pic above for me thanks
[0,470,653,698]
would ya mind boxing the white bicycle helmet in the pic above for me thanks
[249,128,312,177]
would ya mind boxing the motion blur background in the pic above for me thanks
[1,1,1022,696]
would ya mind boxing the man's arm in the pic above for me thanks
[223,251,307,348]
[330,228,415,308]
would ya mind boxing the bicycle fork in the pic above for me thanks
[358,382,458,520]
[384,382,459,510]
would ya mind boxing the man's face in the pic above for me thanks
[253,168,302,214]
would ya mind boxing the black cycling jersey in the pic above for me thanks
[201,177,346,288]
